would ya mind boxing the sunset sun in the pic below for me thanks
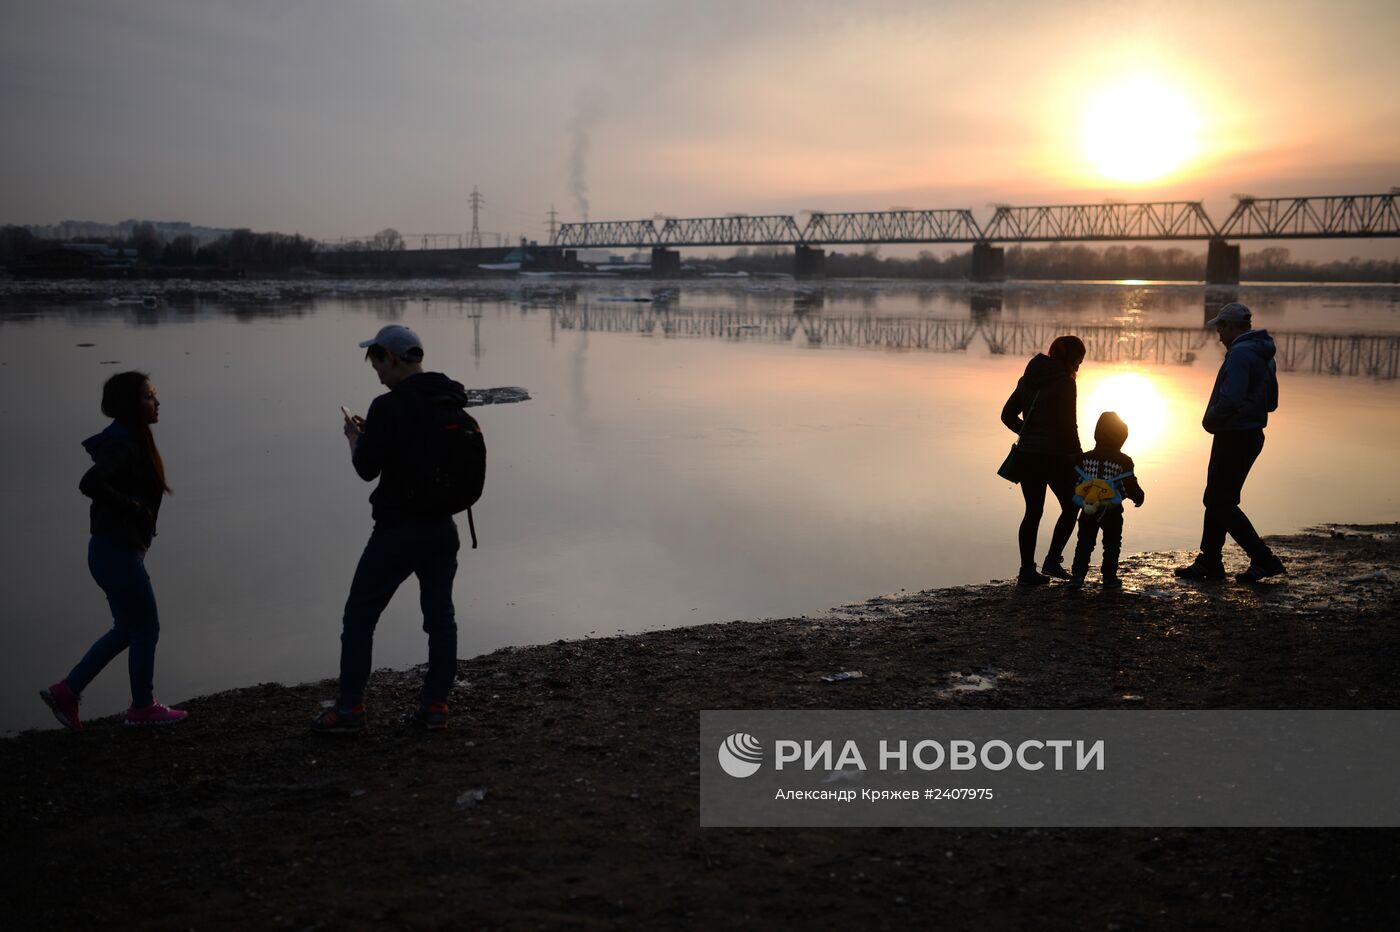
[1080,74,1200,183]
[1082,370,1169,452]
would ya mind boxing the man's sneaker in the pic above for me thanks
[311,703,366,734]
[414,702,449,731]
[124,700,189,727]
[1066,575,1085,590]
[1102,574,1123,591]
[40,681,82,731]
[1041,559,1072,581]
[1236,554,1287,584]
[1017,567,1049,587]
[1173,555,1227,581]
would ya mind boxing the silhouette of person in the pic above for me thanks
[1001,335,1085,585]
[1068,411,1145,590]
[41,371,189,730]
[1175,303,1286,583]
[313,325,475,733]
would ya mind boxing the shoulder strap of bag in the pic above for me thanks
[1017,392,1040,438]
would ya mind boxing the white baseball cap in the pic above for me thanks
[358,324,423,359]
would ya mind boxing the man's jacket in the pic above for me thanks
[353,372,470,523]
[1203,329,1279,434]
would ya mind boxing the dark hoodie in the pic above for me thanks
[79,421,163,549]
[1001,353,1081,456]
[1203,329,1278,433]
[353,371,471,523]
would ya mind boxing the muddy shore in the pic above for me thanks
[3,526,1398,930]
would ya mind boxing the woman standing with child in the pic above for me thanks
[1001,336,1086,586]
[40,371,188,729]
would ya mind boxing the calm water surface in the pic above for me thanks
[2,279,1397,731]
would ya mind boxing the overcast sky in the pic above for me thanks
[2,0,1397,245]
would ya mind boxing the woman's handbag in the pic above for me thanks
[997,444,1022,483]
[997,392,1039,484]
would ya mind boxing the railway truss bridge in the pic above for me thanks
[551,193,1399,283]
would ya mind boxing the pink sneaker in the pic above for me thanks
[40,681,83,731]
[124,700,189,727]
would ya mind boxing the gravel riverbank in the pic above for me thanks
[4,525,1398,930]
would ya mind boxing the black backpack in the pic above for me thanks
[412,400,486,546]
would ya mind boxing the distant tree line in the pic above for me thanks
[1237,246,1397,283]
[1,222,328,273]
[0,225,44,267]
[690,243,1399,283]
[329,228,407,252]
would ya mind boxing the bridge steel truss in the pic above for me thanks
[1215,194,1400,239]
[657,215,805,247]
[802,209,984,245]
[554,219,670,249]
[980,201,1217,242]
[552,194,1399,249]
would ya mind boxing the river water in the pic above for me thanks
[2,279,1397,731]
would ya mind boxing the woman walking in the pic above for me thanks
[40,371,188,729]
[1001,336,1086,586]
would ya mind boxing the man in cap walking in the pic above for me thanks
[1175,303,1287,584]
[314,324,472,732]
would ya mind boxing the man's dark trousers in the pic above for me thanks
[339,515,459,705]
[1201,428,1266,561]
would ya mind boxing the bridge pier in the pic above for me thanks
[650,247,681,277]
[1206,239,1240,285]
[970,292,1002,318]
[971,242,1005,282]
[794,245,826,279]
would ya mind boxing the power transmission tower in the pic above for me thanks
[546,204,559,243]
[468,186,485,248]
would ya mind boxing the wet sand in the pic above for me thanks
[3,525,1398,930]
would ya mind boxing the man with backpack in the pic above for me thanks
[1174,302,1285,584]
[313,324,484,733]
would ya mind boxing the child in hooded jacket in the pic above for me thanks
[1069,412,1145,589]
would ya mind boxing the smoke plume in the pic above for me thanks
[569,99,602,222]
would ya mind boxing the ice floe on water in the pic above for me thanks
[465,387,530,407]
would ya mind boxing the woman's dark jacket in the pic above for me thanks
[1001,353,1082,456]
[79,422,163,549]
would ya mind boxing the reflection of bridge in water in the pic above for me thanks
[543,302,1400,380]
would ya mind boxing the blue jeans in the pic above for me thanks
[67,534,159,706]
[338,516,459,706]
